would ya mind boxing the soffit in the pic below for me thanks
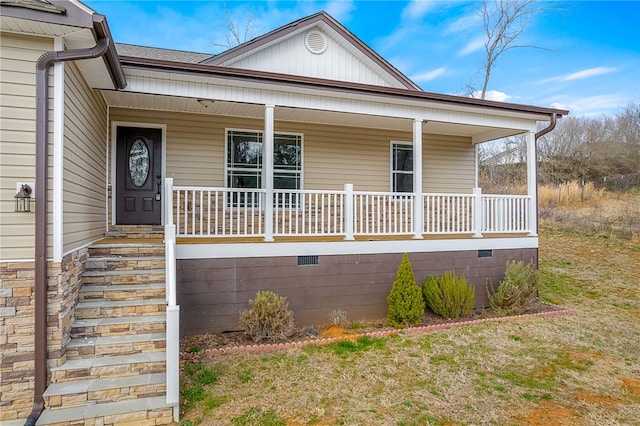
[101,91,524,142]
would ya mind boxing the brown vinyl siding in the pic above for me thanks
[109,108,475,195]
[178,248,537,334]
[62,61,108,253]
[0,33,52,260]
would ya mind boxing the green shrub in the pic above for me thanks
[239,290,295,342]
[488,260,539,315]
[386,253,425,328]
[423,271,475,319]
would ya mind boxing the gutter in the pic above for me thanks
[532,112,561,270]
[27,21,126,425]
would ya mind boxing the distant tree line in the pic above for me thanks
[480,100,640,192]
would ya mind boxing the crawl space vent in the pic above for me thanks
[305,30,327,54]
[298,255,319,266]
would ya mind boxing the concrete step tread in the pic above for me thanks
[43,373,166,397]
[35,396,173,425]
[67,332,166,348]
[87,256,165,262]
[90,242,164,248]
[83,269,165,277]
[76,299,166,309]
[51,351,166,371]
[80,283,166,292]
[73,314,166,328]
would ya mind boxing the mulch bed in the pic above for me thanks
[180,302,572,360]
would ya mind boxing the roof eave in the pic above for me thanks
[119,56,569,119]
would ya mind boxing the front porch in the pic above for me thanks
[167,181,534,241]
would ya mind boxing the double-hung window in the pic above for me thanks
[391,142,413,193]
[226,130,302,207]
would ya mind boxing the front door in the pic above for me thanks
[116,126,162,225]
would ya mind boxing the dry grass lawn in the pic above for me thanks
[180,196,640,426]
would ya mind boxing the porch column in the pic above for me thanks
[412,119,424,239]
[526,131,538,236]
[263,105,275,241]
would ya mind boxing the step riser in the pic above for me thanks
[82,273,165,285]
[45,384,167,409]
[79,288,165,302]
[37,406,174,426]
[66,341,166,360]
[88,246,165,257]
[51,361,167,382]
[75,304,166,319]
[86,259,165,271]
[72,320,165,338]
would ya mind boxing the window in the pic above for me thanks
[391,142,413,193]
[226,130,302,206]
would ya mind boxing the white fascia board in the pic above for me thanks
[122,70,537,132]
[176,237,538,260]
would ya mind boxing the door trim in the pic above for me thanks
[111,121,167,226]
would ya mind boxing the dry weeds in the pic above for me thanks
[180,195,640,426]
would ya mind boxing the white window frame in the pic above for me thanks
[224,128,304,207]
[390,141,413,193]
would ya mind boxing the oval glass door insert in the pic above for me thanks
[129,138,150,187]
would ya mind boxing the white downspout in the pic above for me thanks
[52,37,65,262]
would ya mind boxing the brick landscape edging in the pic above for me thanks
[180,304,575,359]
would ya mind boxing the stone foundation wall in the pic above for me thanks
[0,248,87,422]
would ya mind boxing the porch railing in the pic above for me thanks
[169,182,532,238]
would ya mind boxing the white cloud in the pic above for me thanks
[540,67,618,84]
[458,37,484,56]
[561,67,618,81]
[402,0,436,20]
[445,13,481,35]
[411,67,447,82]
[470,90,512,102]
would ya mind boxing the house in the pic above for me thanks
[0,0,568,424]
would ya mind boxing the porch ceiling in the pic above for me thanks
[101,91,524,142]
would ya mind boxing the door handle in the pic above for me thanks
[155,175,161,201]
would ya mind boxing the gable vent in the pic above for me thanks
[305,30,327,54]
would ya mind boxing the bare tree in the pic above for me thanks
[476,0,546,99]
[211,6,257,49]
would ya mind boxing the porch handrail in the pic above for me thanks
[171,185,533,239]
[273,188,346,236]
[353,191,414,235]
[173,186,266,237]
[423,192,475,234]
[481,194,531,233]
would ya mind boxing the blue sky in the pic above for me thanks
[83,0,640,117]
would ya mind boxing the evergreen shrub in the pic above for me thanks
[386,253,425,328]
[488,260,539,315]
[423,271,475,319]
[239,290,295,342]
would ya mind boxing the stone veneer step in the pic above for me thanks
[42,372,166,410]
[50,351,166,382]
[65,332,166,359]
[79,283,166,301]
[35,395,173,425]
[74,298,167,319]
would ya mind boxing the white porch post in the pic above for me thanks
[163,177,179,420]
[344,183,354,240]
[263,105,275,241]
[526,131,538,236]
[473,187,483,237]
[412,119,424,239]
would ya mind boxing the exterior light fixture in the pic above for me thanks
[197,99,215,109]
[15,184,32,212]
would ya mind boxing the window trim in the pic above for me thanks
[224,128,304,209]
[390,140,413,193]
